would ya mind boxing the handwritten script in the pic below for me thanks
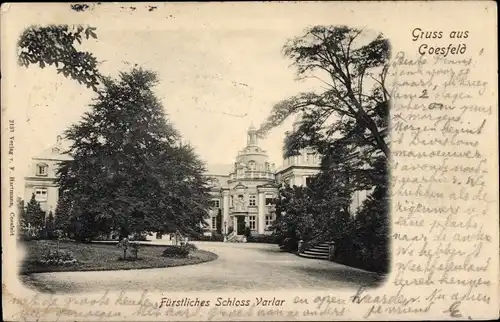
[352,44,494,319]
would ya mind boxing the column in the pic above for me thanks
[233,216,237,234]
[258,191,265,234]
[222,190,230,234]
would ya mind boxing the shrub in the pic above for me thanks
[334,185,389,274]
[162,245,189,258]
[281,237,298,252]
[247,234,278,244]
[183,243,198,252]
[211,233,224,241]
[36,249,78,266]
[129,242,141,259]
[117,238,130,259]
[19,235,40,242]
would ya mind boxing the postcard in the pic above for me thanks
[1,2,498,321]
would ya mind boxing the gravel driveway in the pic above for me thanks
[21,241,384,293]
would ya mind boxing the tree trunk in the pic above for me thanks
[347,92,389,158]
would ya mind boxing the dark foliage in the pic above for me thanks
[17,25,101,91]
[246,234,278,244]
[56,68,212,241]
[183,243,198,252]
[334,185,389,274]
[261,26,390,273]
[54,194,72,237]
[258,25,390,158]
[162,245,189,258]
[25,194,46,237]
[44,211,56,239]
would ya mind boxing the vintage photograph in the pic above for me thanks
[14,6,390,294]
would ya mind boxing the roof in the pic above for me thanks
[33,143,73,161]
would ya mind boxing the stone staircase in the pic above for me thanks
[225,232,246,243]
[298,242,331,260]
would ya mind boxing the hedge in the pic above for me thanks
[247,234,279,244]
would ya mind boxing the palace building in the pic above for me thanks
[24,136,71,214]
[203,116,322,237]
[24,115,367,237]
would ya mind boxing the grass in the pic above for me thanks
[20,240,218,274]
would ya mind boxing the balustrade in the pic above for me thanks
[229,170,275,181]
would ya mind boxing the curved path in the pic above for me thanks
[22,241,384,293]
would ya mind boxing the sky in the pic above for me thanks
[3,2,397,176]
[10,11,324,173]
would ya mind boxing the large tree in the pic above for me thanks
[272,185,321,249]
[56,68,211,240]
[265,27,390,271]
[258,26,389,159]
[262,25,390,231]
[54,193,72,235]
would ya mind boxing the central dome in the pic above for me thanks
[228,124,275,182]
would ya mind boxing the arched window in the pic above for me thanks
[248,160,256,170]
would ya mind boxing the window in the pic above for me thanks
[211,199,220,208]
[230,196,234,207]
[212,217,217,230]
[36,163,48,176]
[249,195,256,206]
[265,215,274,227]
[34,188,48,201]
[305,177,313,187]
[249,216,256,230]
[248,160,256,170]
[265,196,274,206]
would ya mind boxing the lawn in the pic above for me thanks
[20,240,218,274]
